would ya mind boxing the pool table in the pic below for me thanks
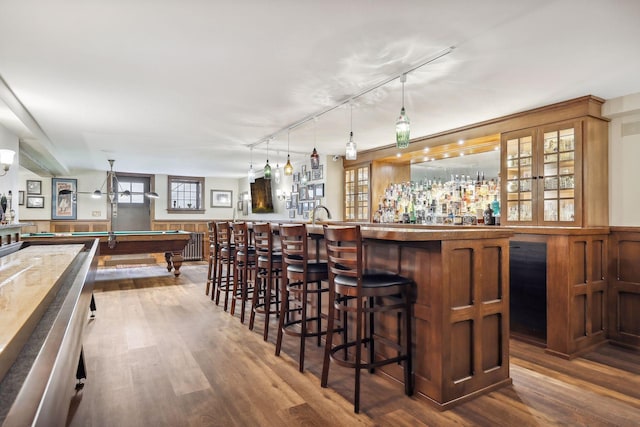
[21,230,192,276]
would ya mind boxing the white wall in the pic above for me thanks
[603,92,640,227]
[0,124,19,221]
[237,154,343,222]
[153,175,240,220]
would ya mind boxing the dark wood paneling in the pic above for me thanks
[608,228,640,349]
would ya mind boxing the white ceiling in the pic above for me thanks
[0,0,639,178]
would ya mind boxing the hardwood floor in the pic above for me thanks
[67,262,640,427]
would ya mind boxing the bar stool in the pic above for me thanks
[231,222,255,323]
[249,222,282,340]
[205,221,218,296]
[321,224,413,413]
[214,221,235,311]
[275,223,329,372]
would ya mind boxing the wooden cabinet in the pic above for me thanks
[502,117,607,227]
[343,164,370,221]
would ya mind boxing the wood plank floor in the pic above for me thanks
[67,262,640,427]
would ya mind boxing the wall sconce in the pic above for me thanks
[0,149,16,176]
[276,189,288,201]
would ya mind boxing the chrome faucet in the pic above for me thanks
[311,204,332,225]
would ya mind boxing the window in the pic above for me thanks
[117,180,145,204]
[168,175,205,213]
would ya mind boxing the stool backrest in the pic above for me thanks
[253,222,273,256]
[216,221,232,248]
[279,223,308,270]
[232,222,250,249]
[207,221,217,245]
[323,225,362,281]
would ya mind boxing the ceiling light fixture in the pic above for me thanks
[248,147,255,183]
[274,150,281,184]
[396,74,410,149]
[246,47,454,158]
[264,139,272,180]
[310,118,320,169]
[284,131,293,176]
[345,102,357,160]
[0,149,15,176]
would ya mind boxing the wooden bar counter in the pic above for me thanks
[308,223,513,410]
[0,239,98,426]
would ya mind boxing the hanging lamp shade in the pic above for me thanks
[248,148,256,183]
[345,131,357,160]
[274,163,281,184]
[284,154,293,176]
[345,102,357,160]
[310,147,320,169]
[395,74,410,149]
[263,161,271,179]
[284,130,293,175]
[264,140,272,179]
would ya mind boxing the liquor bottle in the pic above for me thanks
[483,204,495,225]
[491,195,500,216]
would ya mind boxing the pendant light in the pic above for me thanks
[284,130,293,176]
[248,147,255,183]
[274,150,281,184]
[395,73,410,149]
[310,118,320,169]
[345,101,357,160]
[263,139,272,180]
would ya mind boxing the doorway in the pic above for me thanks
[111,174,153,231]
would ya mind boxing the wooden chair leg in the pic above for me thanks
[275,278,288,357]
[320,282,335,388]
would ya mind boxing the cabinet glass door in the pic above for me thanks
[542,127,576,222]
[505,134,534,222]
[344,165,370,221]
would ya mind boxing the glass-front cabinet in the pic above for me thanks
[344,164,370,221]
[502,121,582,226]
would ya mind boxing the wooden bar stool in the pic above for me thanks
[231,222,255,323]
[249,222,282,340]
[321,224,414,413]
[275,223,329,372]
[205,221,218,296]
[214,221,235,311]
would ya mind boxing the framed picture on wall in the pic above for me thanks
[27,196,45,208]
[51,178,77,220]
[211,189,233,208]
[18,190,25,205]
[311,165,323,181]
[27,180,41,195]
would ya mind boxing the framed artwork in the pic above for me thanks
[307,185,315,199]
[303,211,309,220]
[315,183,325,198]
[27,196,45,208]
[18,190,25,206]
[297,202,303,215]
[51,178,77,220]
[290,192,299,208]
[293,172,300,183]
[291,183,298,193]
[211,189,233,208]
[27,180,42,195]
[311,165,323,181]
[301,164,307,175]
[288,209,295,219]
[300,186,307,200]
[285,199,292,209]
